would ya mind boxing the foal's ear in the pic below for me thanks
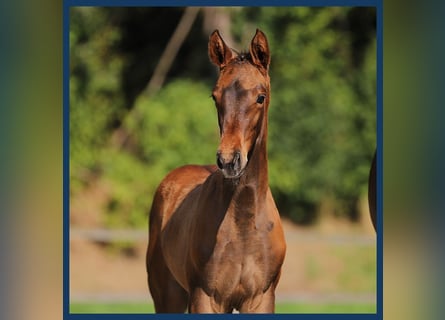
[208,30,233,69]
[249,29,270,72]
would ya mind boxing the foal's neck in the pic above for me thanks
[246,117,269,189]
[233,121,269,208]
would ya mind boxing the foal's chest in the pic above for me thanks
[200,221,277,301]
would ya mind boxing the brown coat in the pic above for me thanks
[146,29,286,313]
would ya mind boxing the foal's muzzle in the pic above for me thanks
[216,150,243,179]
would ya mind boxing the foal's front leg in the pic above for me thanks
[189,287,228,313]
[239,286,276,313]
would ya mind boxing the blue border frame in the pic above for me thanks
[63,1,383,319]
[376,1,383,318]
[63,1,71,318]
[64,0,379,6]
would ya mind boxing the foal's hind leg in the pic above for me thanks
[147,245,188,313]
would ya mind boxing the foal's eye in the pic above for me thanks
[256,94,266,104]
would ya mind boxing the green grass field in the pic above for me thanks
[70,302,376,314]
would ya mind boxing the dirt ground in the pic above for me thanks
[70,214,376,303]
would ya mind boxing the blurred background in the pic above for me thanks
[69,6,376,313]
[6,1,445,320]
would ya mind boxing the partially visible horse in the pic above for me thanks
[368,151,376,231]
[146,29,286,313]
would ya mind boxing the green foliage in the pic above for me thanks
[72,75,217,227]
[70,7,376,228]
[233,7,376,222]
[131,80,218,170]
[101,80,218,227]
[100,149,151,228]
[70,7,125,189]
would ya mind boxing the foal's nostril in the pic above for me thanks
[233,150,241,170]
[216,152,224,170]
[217,150,242,174]
[233,151,241,163]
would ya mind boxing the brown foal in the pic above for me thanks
[146,29,286,313]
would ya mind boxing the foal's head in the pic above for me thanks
[208,29,271,179]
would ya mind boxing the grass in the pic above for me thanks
[276,302,376,313]
[70,302,154,313]
[70,302,376,314]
